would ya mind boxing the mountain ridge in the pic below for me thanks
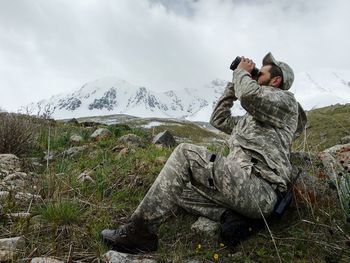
[20,69,350,121]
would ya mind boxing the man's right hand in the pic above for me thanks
[237,56,256,76]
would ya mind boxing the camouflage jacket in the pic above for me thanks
[210,68,306,191]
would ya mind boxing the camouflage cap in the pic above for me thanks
[262,52,294,90]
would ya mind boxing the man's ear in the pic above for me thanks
[270,76,282,89]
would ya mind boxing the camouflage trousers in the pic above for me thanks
[131,143,277,229]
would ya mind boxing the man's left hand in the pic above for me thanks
[237,56,256,76]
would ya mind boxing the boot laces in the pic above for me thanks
[115,223,136,237]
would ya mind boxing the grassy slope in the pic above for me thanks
[0,105,349,262]
[293,104,350,152]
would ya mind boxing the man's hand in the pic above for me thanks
[237,56,256,76]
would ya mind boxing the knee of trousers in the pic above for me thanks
[174,143,192,154]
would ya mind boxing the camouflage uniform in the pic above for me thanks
[131,53,306,230]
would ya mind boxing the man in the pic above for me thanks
[101,52,307,253]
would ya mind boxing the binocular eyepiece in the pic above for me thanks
[230,56,259,79]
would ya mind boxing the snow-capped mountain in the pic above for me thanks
[21,69,350,121]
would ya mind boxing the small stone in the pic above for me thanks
[117,134,145,148]
[3,172,28,182]
[340,136,350,144]
[6,212,31,221]
[90,128,112,141]
[0,250,13,262]
[69,134,83,145]
[44,151,55,161]
[118,148,130,157]
[155,156,167,165]
[0,236,25,251]
[61,146,87,158]
[0,191,10,199]
[191,217,219,236]
[30,257,64,263]
[15,192,42,202]
[103,250,157,263]
[77,171,95,183]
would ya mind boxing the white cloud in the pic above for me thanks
[0,0,349,111]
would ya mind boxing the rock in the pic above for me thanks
[66,118,79,125]
[0,236,25,251]
[3,172,28,182]
[81,121,104,127]
[112,145,125,152]
[0,250,13,262]
[191,217,219,236]
[340,136,350,144]
[15,192,42,202]
[316,144,350,216]
[103,250,157,263]
[27,157,44,170]
[228,251,244,260]
[117,134,145,148]
[30,257,64,263]
[0,191,9,199]
[154,156,167,165]
[318,144,350,180]
[152,130,176,147]
[69,134,83,145]
[90,128,112,141]
[6,212,31,221]
[44,151,55,161]
[0,154,21,178]
[61,146,87,158]
[77,170,95,183]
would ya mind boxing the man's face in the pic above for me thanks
[257,65,272,86]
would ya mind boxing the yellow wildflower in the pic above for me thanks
[213,253,219,261]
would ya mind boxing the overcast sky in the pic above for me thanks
[0,0,349,111]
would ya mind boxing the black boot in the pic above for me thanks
[219,210,264,248]
[101,218,158,254]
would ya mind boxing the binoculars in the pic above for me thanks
[230,56,259,79]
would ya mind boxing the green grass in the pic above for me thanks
[293,104,350,152]
[1,105,350,262]
[39,200,83,225]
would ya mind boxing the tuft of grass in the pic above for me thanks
[39,200,83,225]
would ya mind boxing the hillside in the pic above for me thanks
[0,104,349,262]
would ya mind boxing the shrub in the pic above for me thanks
[0,113,41,156]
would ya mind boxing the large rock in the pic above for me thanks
[152,130,176,147]
[0,154,21,178]
[117,134,145,148]
[191,217,219,236]
[316,144,350,219]
[103,250,157,263]
[90,128,112,141]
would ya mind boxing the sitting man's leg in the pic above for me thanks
[101,143,278,253]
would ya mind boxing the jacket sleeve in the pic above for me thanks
[209,82,241,135]
[232,68,297,128]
